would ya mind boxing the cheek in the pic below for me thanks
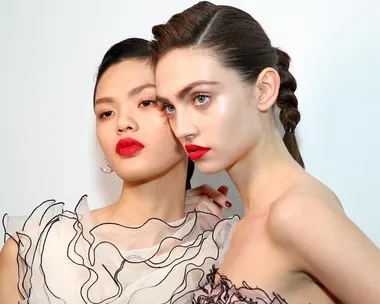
[96,123,114,153]
[202,97,255,147]
[217,95,246,123]
[167,116,178,136]
[202,99,240,139]
[159,127,180,149]
[149,116,178,145]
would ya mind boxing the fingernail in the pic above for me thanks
[225,201,232,208]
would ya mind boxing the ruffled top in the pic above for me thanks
[191,266,289,304]
[3,195,239,304]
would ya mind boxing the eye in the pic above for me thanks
[139,100,157,107]
[193,94,210,106]
[99,111,115,119]
[161,104,176,115]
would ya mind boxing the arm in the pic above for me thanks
[269,196,380,304]
[0,238,24,303]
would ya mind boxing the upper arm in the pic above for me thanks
[0,238,24,303]
[268,196,380,304]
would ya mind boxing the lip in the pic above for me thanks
[185,144,211,161]
[116,138,145,157]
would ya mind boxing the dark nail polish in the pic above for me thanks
[225,201,232,208]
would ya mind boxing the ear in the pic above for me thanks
[255,68,280,112]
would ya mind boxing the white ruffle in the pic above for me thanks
[3,195,238,304]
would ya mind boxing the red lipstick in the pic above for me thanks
[116,138,144,157]
[185,144,211,161]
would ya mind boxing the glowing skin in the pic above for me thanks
[155,48,272,174]
[95,59,187,182]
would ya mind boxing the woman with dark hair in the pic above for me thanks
[152,2,380,303]
[0,37,238,303]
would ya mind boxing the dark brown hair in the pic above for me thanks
[151,1,304,168]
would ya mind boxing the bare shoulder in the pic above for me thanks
[0,238,23,302]
[267,174,345,245]
[266,174,380,303]
[0,238,18,267]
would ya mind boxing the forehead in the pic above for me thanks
[96,59,154,96]
[155,48,227,96]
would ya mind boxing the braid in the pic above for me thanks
[275,48,305,168]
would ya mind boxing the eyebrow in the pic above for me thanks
[156,80,219,104]
[127,83,155,98]
[94,97,113,107]
[94,83,156,107]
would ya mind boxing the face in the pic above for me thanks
[155,48,264,174]
[94,59,187,182]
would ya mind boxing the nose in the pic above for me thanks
[116,113,138,134]
[171,111,198,142]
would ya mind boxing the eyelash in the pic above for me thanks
[98,100,157,119]
[159,103,176,115]
[99,111,114,119]
[192,94,211,107]
[139,100,157,108]
[159,94,211,116]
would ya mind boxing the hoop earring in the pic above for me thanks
[100,158,113,174]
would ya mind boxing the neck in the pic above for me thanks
[109,161,187,226]
[227,127,302,217]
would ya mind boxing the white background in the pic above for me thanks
[0,0,379,248]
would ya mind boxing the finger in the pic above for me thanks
[185,197,221,216]
[201,185,232,209]
[186,184,232,209]
[185,184,214,197]
[200,194,223,216]
[217,186,231,207]
[197,198,223,218]
[217,185,229,196]
[186,184,225,197]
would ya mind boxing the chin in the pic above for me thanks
[116,173,145,183]
[113,166,153,183]
[195,160,227,175]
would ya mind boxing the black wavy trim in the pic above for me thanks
[189,266,289,304]
[3,195,239,304]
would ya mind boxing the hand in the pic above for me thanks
[184,184,232,218]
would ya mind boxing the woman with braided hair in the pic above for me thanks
[152,1,380,303]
